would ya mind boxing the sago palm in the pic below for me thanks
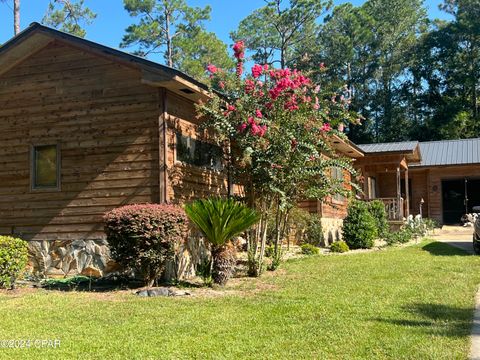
[184,197,260,285]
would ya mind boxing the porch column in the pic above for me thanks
[396,167,401,220]
[405,168,410,218]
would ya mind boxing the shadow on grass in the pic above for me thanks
[373,302,474,337]
[41,275,145,292]
[421,241,471,256]
[40,274,206,292]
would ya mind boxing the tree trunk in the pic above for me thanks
[165,9,173,67]
[211,244,236,286]
[14,0,20,35]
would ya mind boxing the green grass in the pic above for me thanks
[1,240,479,359]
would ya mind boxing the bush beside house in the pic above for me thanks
[0,236,28,289]
[342,201,377,249]
[367,200,389,238]
[104,204,189,287]
[330,241,350,253]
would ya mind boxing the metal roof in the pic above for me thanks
[412,138,480,167]
[357,141,419,154]
[358,138,480,167]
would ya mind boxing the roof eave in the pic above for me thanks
[0,22,212,101]
[331,134,364,158]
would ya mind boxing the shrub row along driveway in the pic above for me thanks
[0,240,479,359]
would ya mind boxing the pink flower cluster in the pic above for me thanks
[223,104,236,117]
[233,41,245,77]
[284,94,299,111]
[320,123,331,132]
[206,64,218,74]
[268,68,311,102]
[238,116,267,137]
[251,64,268,78]
[244,79,255,93]
[233,40,245,60]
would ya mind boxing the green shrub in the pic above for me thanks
[104,204,189,287]
[285,208,310,244]
[330,241,350,253]
[196,258,213,287]
[264,244,274,258]
[385,227,414,245]
[423,218,438,233]
[343,201,377,249]
[367,200,389,238]
[0,236,28,289]
[304,214,324,246]
[267,249,282,271]
[301,243,320,255]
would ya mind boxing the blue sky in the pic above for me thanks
[0,0,448,64]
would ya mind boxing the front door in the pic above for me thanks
[442,179,466,224]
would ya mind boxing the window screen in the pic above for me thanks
[176,133,223,170]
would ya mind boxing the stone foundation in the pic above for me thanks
[27,239,118,278]
[321,217,344,246]
[27,235,209,280]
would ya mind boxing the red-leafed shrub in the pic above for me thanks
[104,204,188,286]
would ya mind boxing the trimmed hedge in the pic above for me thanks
[104,204,188,286]
[301,243,320,255]
[304,214,324,246]
[330,241,350,253]
[342,201,377,249]
[0,236,28,289]
[367,200,389,238]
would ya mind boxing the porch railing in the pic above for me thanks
[372,197,404,221]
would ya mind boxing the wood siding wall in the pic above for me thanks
[375,165,480,224]
[420,165,480,223]
[0,42,160,241]
[165,90,229,202]
[299,170,351,219]
[409,170,428,217]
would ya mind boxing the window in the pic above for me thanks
[32,144,60,190]
[332,167,345,202]
[175,133,223,170]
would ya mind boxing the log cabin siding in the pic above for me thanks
[408,170,428,217]
[165,90,229,202]
[370,165,480,224]
[421,165,480,223]
[0,42,160,241]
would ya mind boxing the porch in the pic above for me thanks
[355,142,422,223]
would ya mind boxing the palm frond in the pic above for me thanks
[184,198,260,247]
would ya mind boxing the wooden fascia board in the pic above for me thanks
[141,69,211,102]
[330,135,364,158]
[0,32,54,77]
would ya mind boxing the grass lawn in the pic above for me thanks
[1,240,479,359]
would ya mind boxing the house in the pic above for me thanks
[356,138,480,225]
[299,137,363,244]
[0,23,360,277]
[0,23,230,277]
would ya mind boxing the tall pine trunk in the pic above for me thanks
[14,0,20,35]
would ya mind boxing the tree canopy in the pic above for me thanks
[42,0,96,38]
[121,0,233,81]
